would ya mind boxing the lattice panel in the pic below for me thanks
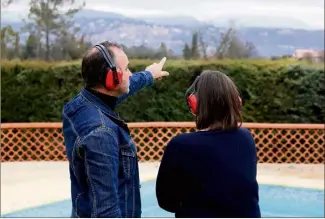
[249,128,324,164]
[130,126,196,162]
[1,123,324,164]
[1,127,66,162]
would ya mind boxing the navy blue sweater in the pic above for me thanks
[156,127,261,218]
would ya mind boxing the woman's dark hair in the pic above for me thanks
[195,70,242,130]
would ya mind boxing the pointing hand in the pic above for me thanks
[145,57,169,80]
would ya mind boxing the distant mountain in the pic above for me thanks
[1,9,324,57]
[74,9,126,20]
[133,15,209,27]
[208,15,313,29]
[135,14,314,29]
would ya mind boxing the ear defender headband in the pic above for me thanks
[185,76,243,115]
[94,44,122,90]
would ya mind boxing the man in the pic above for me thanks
[62,41,169,218]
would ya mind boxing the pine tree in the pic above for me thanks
[191,31,200,59]
[22,0,85,60]
[183,43,191,60]
[156,42,168,58]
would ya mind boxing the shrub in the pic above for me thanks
[1,59,323,123]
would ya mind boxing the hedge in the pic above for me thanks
[1,59,324,123]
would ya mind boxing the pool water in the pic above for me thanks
[3,180,324,217]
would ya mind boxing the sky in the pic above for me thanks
[2,0,324,29]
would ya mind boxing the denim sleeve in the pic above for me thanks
[81,127,121,218]
[156,138,181,213]
[116,70,154,105]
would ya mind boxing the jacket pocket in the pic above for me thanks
[120,144,136,180]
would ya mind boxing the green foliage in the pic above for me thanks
[182,43,191,60]
[1,59,324,123]
[191,31,200,59]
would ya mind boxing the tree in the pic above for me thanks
[225,37,257,59]
[155,42,169,58]
[182,43,191,60]
[1,26,20,59]
[198,32,208,60]
[22,0,85,61]
[1,0,14,7]
[191,31,200,59]
[244,41,258,58]
[214,27,235,59]
[51,32,92,60]
[213,27,258,59]
[23,33,38,59]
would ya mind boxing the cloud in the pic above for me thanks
[2,0,324,28]
[84,0,324,28]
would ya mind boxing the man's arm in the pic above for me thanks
[80,127,121,218]
[116,71,154,105]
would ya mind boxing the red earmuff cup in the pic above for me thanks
[105,70,123,90]
[187,93,197,115]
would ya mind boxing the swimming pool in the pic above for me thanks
[3,180,324,217]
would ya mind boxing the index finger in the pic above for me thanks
[158,57,167,67]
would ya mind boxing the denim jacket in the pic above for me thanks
[62,71,154,218]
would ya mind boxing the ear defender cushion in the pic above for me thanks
[187,93,198,115]
[105,69,123,90]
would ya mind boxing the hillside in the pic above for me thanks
[1,9,324,57]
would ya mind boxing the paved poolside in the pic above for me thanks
[1,161,324,215]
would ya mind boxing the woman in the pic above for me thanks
[155,70,261,218]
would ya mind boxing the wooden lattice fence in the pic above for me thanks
[1,122,324,163]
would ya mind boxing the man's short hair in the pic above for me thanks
[195,70,243,130]
[81,41,122,88]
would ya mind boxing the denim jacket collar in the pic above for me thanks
[80,88,120,120]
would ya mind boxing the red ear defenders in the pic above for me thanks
[185,76,200,115]
[185,76,243,115]
[94,44,123,90]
